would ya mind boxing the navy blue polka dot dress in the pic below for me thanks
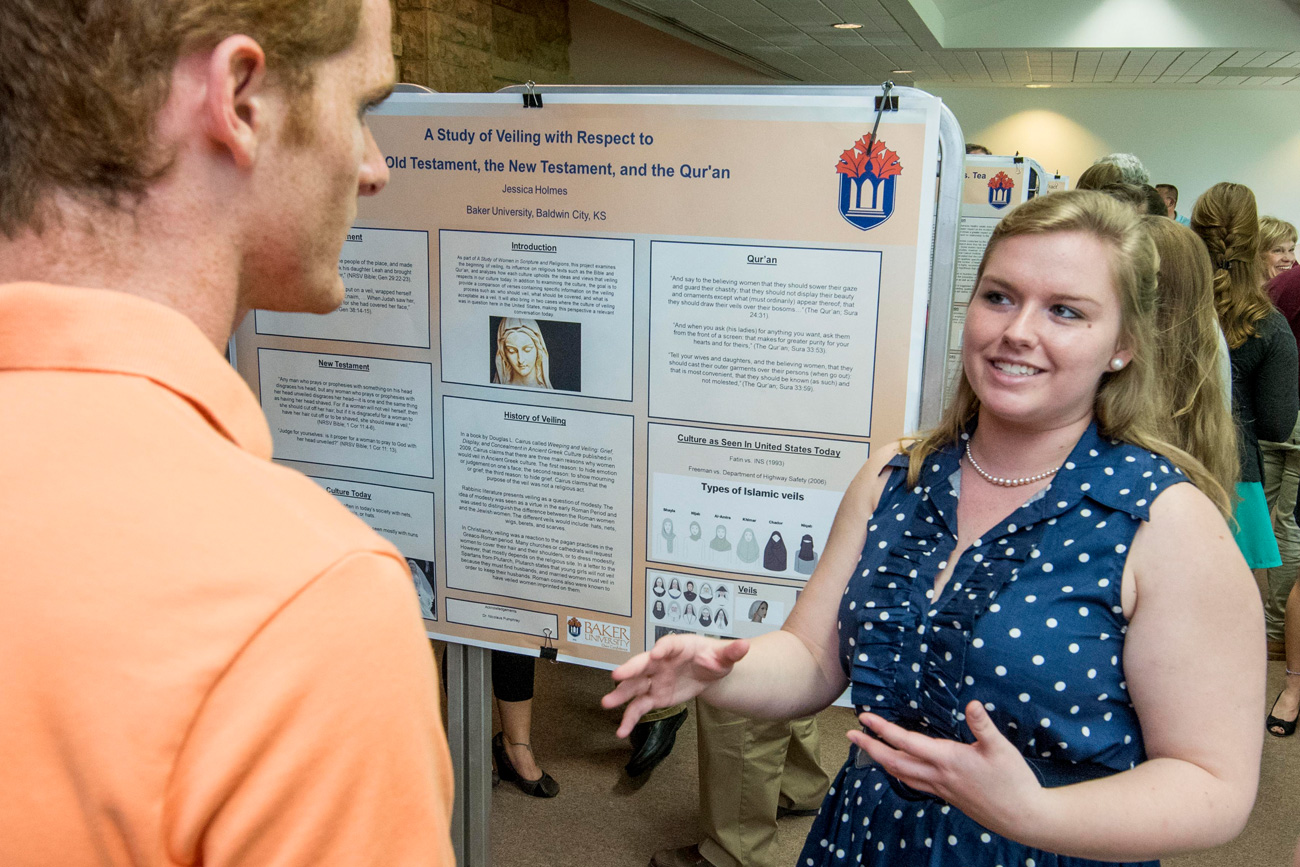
[798,422,1187,867]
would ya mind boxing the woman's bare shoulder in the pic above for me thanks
[843,439,909,516]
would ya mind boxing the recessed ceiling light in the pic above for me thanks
[891,69,913,75]
[1026,83,1051,88]
[832,22,863,29]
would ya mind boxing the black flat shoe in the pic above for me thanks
[1267,691,1298,737]
[492,732,559,797]
[626,707,689,778]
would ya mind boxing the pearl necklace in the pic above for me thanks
[964,441,1061,487]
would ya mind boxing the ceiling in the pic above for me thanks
[588,0,1300,87]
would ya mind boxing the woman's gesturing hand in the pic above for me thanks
[602,635,750,738]
[850,700,1046,837]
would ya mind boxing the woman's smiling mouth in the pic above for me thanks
[991,360,1043,376]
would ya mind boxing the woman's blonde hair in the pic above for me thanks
[1191,182,1271,349]
[1075,162,1123,191]
[1142,216,1239,501]
[906,190,1232,516]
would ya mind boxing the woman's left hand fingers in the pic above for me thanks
[847,726,940,793]
[848,704,1042,835]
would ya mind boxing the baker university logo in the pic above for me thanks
[567,616,582,639]
[988,171,1015,209]
[835,134,903,230]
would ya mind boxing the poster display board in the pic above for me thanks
[1045,173,1070,195]
[944,153,1043,405]
[232,89,948,668]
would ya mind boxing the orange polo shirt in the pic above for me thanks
[0,283,455,865]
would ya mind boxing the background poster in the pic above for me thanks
[231,90,944,668]
[945,155,1042,405]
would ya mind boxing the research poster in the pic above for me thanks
[231,90,946,668]
[945,155,1042,404]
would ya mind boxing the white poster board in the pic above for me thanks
[945,153,1044,405]
[232,88,947,668]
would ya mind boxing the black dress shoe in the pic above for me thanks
[625,707,688,778]
[493,732,559,797]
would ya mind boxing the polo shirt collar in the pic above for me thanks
[0,282,272,459]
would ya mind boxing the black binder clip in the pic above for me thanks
[874,80,898,112]
[540,629,558,662]
[523,81,543,109]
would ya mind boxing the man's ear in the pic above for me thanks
[204,36,269,169]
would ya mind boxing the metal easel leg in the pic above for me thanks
[446,642,493,867]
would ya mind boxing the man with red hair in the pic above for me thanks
[0,1,455,863]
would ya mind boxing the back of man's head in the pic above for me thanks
[0,0,362,239]
[1139,184,1170,217]
[1155,183,1179,218]
[1091,153,1149,186]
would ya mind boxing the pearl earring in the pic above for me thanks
[1110,358,1125,371]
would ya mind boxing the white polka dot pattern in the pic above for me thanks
[804,423,1182,867]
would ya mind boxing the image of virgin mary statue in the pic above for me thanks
[493,318,552,389]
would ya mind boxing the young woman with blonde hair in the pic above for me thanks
[1191,183,1299,571]
[607,191,1260,867]
[1140,216,1237,499]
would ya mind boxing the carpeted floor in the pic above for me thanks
[483,658,1299,867]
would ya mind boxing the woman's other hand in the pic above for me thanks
[850,701,1043,837]
[602,634,750,738]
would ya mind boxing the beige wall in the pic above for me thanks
[392,0,571,93]
[928,84,1300,226]
[390,1,1298,228]
[568,0,775,85]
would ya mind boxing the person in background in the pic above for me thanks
[966,143,991,155]
[491,651,560,797]
[608,191,1261,867]
[0,0,456,863]
[1139,184,1169,217]
[1264,261,1300,733]
[1091,152,1150,185]
[626,703,691,778]
[647,703,829,867]
[1096,183,1166,219]
[1156,183,1192,225]
[1260,216,1298,281]
[1075,161,1123,191]
[1192,183,1299,576]
[1095,182,1148,214]
[1141,216,1238,499]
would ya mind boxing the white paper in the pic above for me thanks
[256,226,431,347]
[258,349,433,477]
[439,230,634,400]
[306,475,436,559]
[648,241,881,435]
[442,396,634,616]
[446,598,558,638]
[646,423,868,582]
